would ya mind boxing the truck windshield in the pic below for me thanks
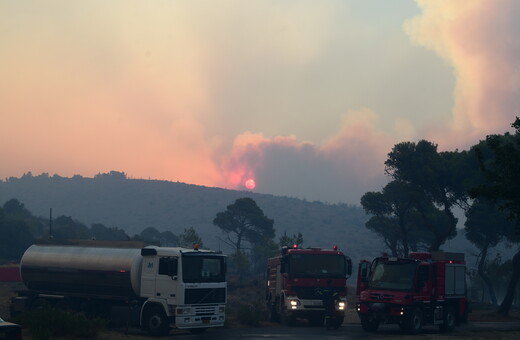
[288,254,346,278]
[182,255,226,283]
[368,260,416,291]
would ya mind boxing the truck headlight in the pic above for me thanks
[337,301,346,310]
[176,307,192,315]
[289,299,300,309]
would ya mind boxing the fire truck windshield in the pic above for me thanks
[288,254,346,278]
[368,260,416,291]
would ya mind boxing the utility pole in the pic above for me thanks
[49,208,53,239]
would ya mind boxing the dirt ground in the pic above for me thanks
[2,280,520,340]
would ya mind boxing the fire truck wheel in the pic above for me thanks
[403,307,423,334]
[143,305,169,336]
[267,304,279,322]
[439,305,455,332]
[360,314,379,332]
[280,307,295,326]
[331,315,344,329]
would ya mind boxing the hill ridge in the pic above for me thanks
[0,173,380,261]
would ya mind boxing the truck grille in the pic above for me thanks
[292,286,342,299]
[368,293,393,302]
[194,305,218,316]
[185,288,226,304]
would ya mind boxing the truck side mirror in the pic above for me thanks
[359,261,371,280]
[345,257,353,277]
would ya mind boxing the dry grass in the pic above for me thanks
[0,281,23,318]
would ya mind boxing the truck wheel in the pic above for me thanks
[402,307,423,334]
[280,307,295,326]
[267,304,279,322]
[332,315,344,329]
[143,306,169,336]
[439,305,455,332]
[360,314,379,332]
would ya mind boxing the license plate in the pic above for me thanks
[202,319,210,324]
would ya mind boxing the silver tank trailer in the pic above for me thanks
[20,245,144,297]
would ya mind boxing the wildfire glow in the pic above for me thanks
[245,178,256,190]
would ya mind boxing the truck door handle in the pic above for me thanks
[157,293,161,296]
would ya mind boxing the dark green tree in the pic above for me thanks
[137,227,162,246]
[471,117,520,232]
[3,199,31,219]
[251,238,278,275]
[160,230,178,247]
[384,140,468,250]
[469,117,520,315]
[464,199,511,305]
[177,227,203,248]
[361,180,434,256]
[213,197,275,253]
[0,207,34,261]
[90,223,129,241]
[52,216,90,240]
[279,231,304,248]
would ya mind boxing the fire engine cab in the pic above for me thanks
[356,251,469,334]
[266,245,352,327]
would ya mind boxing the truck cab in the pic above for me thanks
[356,252,469,334]
[266,245,352,327]
[139,246,227,334]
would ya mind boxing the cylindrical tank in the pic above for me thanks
[20,245,144,297]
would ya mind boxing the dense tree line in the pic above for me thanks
[1,194,300,282]
[360,117,520,315]
[0,198,203,263]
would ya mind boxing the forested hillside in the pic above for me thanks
[0,172,383,262]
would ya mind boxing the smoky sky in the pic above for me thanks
[1,1,519,205]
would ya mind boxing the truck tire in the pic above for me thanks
[360,314,379,332]
[280,306,295,326]
[143,305,169,336]
[332,315,344,329]
[267,304,279,322]
[402,307,423,334]
[439,305,455,332]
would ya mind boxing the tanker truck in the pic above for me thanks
[10,241,227,336]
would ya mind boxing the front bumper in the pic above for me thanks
[174,304,225,329]
[357,302,406,323]
[285,297,347,313]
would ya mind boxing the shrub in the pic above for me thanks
[14,308,105,340]
[236,302,265,326]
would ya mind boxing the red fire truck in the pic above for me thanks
[356,251,469,334]
[266,245,352,327]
